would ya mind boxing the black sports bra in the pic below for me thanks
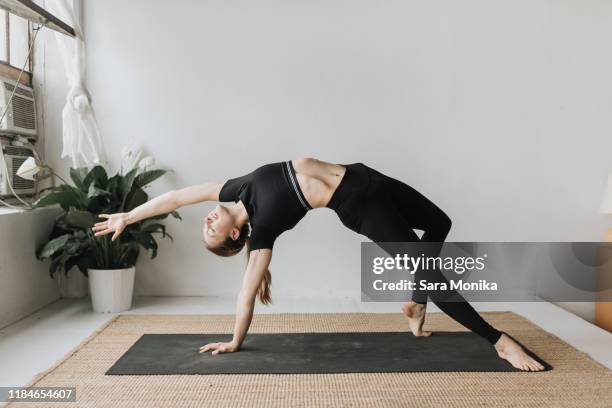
[218,161,312,251]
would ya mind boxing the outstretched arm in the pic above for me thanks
[91,181,225,240]
[171,181,224,208]
[199,248,273,355]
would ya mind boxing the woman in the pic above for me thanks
[92,157,544,371]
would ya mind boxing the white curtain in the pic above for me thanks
[45,0,106,169]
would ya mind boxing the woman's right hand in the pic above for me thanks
[91,213,129,241]
[199,340,240,356]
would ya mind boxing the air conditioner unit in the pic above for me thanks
[0,139,36,197]
[0,76,37,139]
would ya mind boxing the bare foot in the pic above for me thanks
[494,333,545,371]
[401,301,432,337]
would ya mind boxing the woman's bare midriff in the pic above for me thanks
[291,157,347,208]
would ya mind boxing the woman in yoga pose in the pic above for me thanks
[92,157,544,371]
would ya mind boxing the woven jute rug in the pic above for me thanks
[6,311,612,408]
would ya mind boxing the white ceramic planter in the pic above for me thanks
[88,267,136,313]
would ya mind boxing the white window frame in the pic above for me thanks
[0,7,33,84]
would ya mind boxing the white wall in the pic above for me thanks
[0,207,61,329]
[41,0,612,321]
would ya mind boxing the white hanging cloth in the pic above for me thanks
[45,0,106,169]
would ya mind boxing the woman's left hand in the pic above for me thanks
[199,341,239,356]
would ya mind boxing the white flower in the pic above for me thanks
[16,156,41,180]
[120,141,144,173]
[138,156,155,171]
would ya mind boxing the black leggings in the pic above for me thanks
[327,162,502,345]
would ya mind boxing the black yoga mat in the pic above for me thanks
[106,331,551,375]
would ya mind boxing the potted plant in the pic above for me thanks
[33,162,181,312]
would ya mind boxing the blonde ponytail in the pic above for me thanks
[258,268,272,305]
[245,238,272,305]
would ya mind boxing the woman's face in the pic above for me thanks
[202,204,234,247]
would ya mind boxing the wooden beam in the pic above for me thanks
[0,61,31,85]
[0,0,75,37]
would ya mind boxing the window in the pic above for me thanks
[0,8,33,84]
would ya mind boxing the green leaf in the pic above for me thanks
[64,255,79,273]
[86,195,111,215]
[135,169,167,188]
[76,258,89,276]
[156,231,173,241]
[65,239,81,255]
[54,213,83,232]
[33,185,85,210]
[69,167,89,191]
[118,241,139,268]
[49,255,65,277]
[141,222,165,233]
[119,168,138,211]
[36,234,71,259]
[82,165,108,191]
[107,175,120,195]
[64,253,91,276]
[124,185,148,211]
[115,241,139,268]
[87,183,112,200]
[147,235,159,259]
[129,230,153,247]
[121,168,138,194]
[65,209,96,228]
[130,230,158,253]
